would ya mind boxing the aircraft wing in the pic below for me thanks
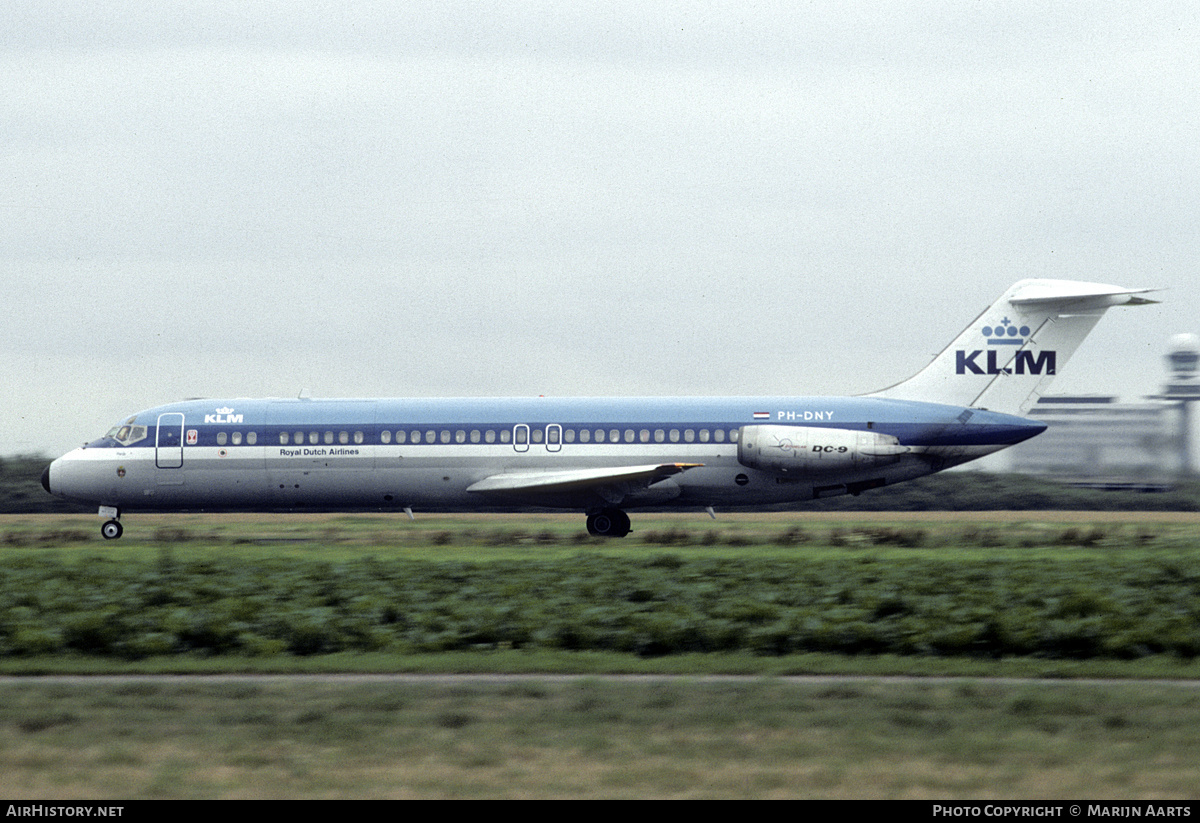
[466,463,703,505]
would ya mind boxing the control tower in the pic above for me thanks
[1156,333,1200,475]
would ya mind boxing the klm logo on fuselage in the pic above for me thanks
[955,317,1056,376]
[204,406,243,424]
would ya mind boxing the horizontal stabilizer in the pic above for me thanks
[1006,281,1159,307]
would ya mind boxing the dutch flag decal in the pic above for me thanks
[753,412,770,420]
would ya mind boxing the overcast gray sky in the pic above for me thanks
[4,1,1198,457]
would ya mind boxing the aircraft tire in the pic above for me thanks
[586,508,630,538]
[101,520,123,540]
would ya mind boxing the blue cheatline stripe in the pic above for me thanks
[112,422,755,449]
[104,419,1040,450]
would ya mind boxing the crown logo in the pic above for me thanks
[981,317,1030,346]
[215,406,235,414]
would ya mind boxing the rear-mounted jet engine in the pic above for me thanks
[737,425,909,475]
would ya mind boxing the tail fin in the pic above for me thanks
[869,279,1158,414]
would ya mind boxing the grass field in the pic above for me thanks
[6,508,1200,556]
[3,510,1200,674]
[3,511,1200,798]
[2,675,1200,799]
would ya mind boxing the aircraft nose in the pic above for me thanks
[41,464,52,495]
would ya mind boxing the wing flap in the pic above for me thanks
[466,463,703,496]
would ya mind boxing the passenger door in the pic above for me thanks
[155,413,185,469]
[545,423,562,453]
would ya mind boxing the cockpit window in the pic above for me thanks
[103,421,148,446]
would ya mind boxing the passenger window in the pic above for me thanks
[455,430,466,443]
[232,432,242,445]
[700,429,710,442]
[655,429,665,443]
[730,429,739,442]
[217,432,227,446]
[309,432,319,445]
[470,430,481,443]
[639,429,650,443]
[425,431,436,444]
[564,429,575,443]
[669,429,680,443]
[381,431,392,444]
[440,430,451,444]
[532,428,543,443]
[339,431,349,444]
[515,427,528,445]
[280,432,289,445]
[579,429,590,443]
[395,431,406,444]
[324,431,334,445]
[486,430,496,443]
[548,427,560,444]
[609,429,620,443]
[500,429,511,444]
[714,429,725,443]
[248,432,257,445]
[684,429,695,442]
[295,432,304,445]
[354,431,364,444]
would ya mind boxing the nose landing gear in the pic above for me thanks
[98,506,123,540]
[585,507,631,538]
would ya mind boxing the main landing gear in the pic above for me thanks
[98,506,123,540]
[585,507,631,538]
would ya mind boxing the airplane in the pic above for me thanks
[42,279,1156,540]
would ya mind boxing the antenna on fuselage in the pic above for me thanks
[298,388,312,400]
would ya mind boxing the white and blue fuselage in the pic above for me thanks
[42,279,1156,538]
[45,395,1040,529]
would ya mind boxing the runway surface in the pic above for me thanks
[3,673,1199,687]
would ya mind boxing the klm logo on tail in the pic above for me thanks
[955,317,1056,376]
[956,349,1056,375]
